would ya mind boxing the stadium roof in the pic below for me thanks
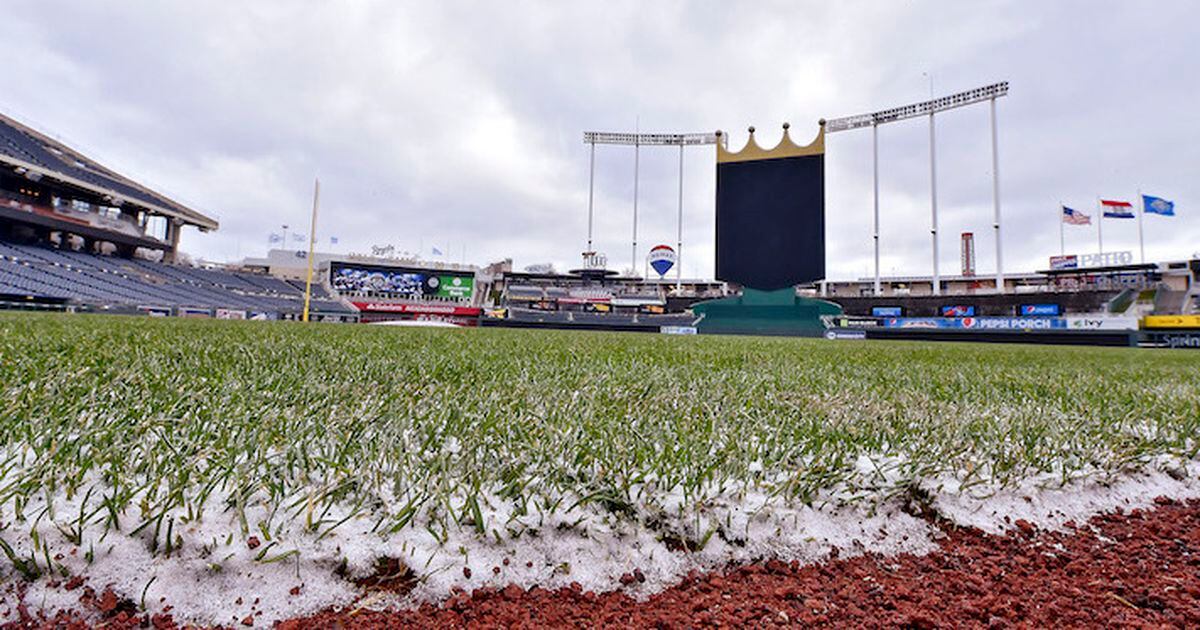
[0,112,218,231]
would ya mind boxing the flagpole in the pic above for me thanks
[302,177,320,323]
[1059,202,1065,255]
[1137,189,1145,264]
[1096,197,1103,255]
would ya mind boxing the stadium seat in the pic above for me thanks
[0,240,355,315]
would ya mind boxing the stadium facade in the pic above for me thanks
[1,109,1197,347]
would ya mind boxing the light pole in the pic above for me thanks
[632,137,639,276]
[872,122,881,296]
[581,131,719,277]
[990,97,1004,293]
[929,110,940,296]
[586,139,595,253]
[676,143,684,291]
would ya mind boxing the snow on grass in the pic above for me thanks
[6,459,1198,625]
[1,474,941,624]
[0,313,1198,623]
[928,458,1200,534]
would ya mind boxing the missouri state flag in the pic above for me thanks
[1100,199,1135,219]
[1142,194,1176,216]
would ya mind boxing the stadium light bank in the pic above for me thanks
[824,81,1009,296]
[581,131,719,289]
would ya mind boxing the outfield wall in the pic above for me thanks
[861,328,1137,347]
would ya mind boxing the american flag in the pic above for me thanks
[1062,206,1091,225]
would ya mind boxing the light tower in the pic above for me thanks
[824,82,1009,295]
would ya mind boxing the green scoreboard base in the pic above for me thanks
[692,288,843,337]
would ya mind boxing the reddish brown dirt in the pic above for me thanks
[283,497,1200,629]
[5,497,1200,629]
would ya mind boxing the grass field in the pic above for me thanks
[1,313,1198,617]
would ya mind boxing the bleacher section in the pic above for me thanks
[0,240,352,316]
[0,115,213,229]
[494,307,695,332]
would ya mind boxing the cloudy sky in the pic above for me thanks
[2,1,1196,280]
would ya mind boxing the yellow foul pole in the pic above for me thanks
[302,177,320,322]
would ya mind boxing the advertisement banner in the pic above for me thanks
[349,302,482,316]
[1064,317,1139,330]
[331,262,474,300]
[660,326,698,335]
[830,316,881,328]
[612,297,664,307]
[824,329,867,340]
[963,317,1067,330]
[647,244,677,277]
[881,317,1068,330]
[941,305,976,317]
[1049,255,1078,270]
[436,275,474,299]
[1143,315,1200,329]
[880,318,958,329]
[1050,251,1134,270]
[177,307,212,318]
[1145,332,1200,349]
[871,306,903,317]
[215,308,247,320]
[1020,304,1061,316]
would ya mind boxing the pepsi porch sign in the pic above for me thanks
[647,244,677,277]
[881,317,1067,330]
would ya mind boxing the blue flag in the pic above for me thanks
[1143,194,1175,216]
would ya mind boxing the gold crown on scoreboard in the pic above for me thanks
[716,121,825,163]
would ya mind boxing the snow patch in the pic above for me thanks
[929,458,1200,534]
[2,457,1198,625]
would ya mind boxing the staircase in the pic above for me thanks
[1153,287,1189,315]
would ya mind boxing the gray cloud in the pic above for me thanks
[1,1,1195,278]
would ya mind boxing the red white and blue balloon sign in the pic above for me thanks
[648,244,677,276]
